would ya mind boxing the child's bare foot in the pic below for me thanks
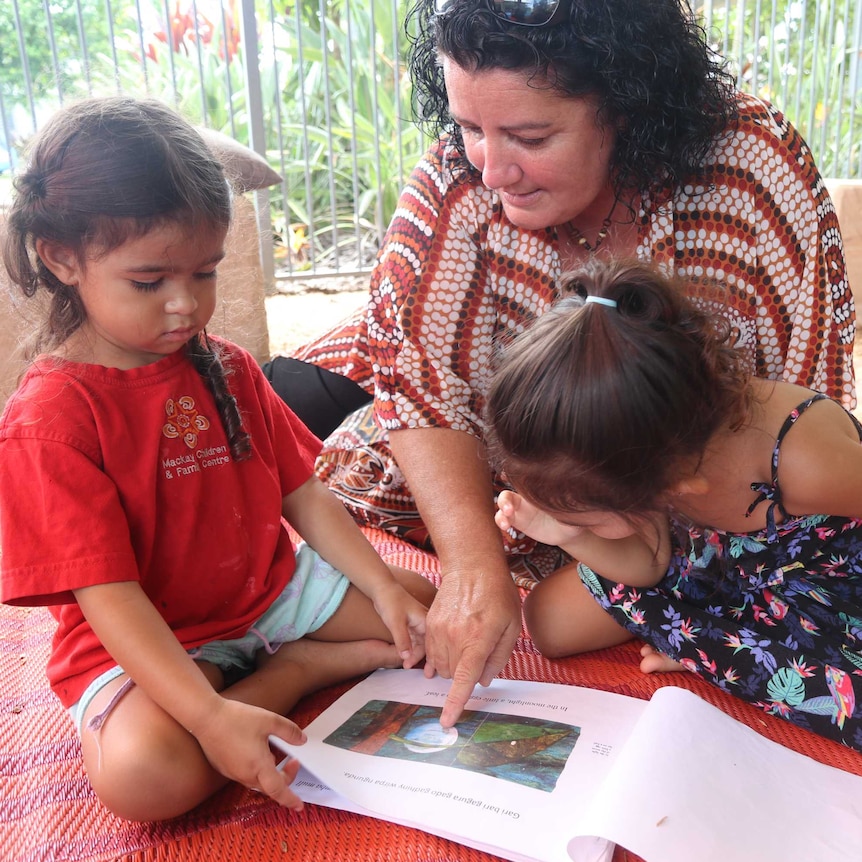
[216,638,402,727]
[256,637,400,695]
[639,644,684,674]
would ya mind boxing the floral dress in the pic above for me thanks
[579,395,862,751]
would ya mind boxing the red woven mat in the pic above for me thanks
[2,528,861,862]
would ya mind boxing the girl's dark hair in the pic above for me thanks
[408,0,738,203]
[484,259,751,517]
[2,95,250,460]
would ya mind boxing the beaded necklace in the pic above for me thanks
[562,210,614,253]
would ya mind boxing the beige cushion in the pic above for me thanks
[208,192,271,363]
[825,178,862,311]
[198,128,282,193]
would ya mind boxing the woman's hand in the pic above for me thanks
[424,565,521,728]
[388,427,523,729]
[368,580,429,668]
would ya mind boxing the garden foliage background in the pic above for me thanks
[2,0,861,282]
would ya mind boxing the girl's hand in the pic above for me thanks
[189,697,308,809]
[495,490,583,547]
[369,581,428,668]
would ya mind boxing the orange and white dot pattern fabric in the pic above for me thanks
[296,93,855,438]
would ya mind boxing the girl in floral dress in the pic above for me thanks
[486,259,862,751]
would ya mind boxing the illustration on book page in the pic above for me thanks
[324,700,580,792]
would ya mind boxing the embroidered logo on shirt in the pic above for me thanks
[163,396,211,449]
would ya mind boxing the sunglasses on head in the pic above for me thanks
[435,0,570,27]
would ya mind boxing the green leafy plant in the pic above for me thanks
[4,0,860,271]
[266,1,428,272]
[697,0,862,176]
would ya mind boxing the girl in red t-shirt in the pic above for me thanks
[0,96,436,821]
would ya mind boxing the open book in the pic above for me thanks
[276,669,862,862]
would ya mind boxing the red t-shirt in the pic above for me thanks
[0,340,321,707]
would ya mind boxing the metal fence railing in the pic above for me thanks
[2,0,861,287]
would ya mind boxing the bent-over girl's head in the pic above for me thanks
[485,259,751,518]
[3,96,232,348]
[409,0,736,201]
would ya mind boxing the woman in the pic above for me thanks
[266,0,855,726]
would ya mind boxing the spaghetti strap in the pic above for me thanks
[744,393,831,541]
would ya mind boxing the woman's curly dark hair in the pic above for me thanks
[408,0,738,203]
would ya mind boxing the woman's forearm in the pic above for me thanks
[388,427,510,578]
[389,426,521,725]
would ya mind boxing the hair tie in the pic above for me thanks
[584,295,617,309]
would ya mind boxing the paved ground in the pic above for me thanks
[265,288,366,357]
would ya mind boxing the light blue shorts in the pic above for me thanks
[70,543,350,733]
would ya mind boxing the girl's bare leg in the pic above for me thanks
[80,662,232,821]
[639,643,685,674]
[309,565,436,644]
[80,567,435,821]
[523,562,632,658]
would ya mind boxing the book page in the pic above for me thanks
[567,686,862,862]
[279,668,649,862]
